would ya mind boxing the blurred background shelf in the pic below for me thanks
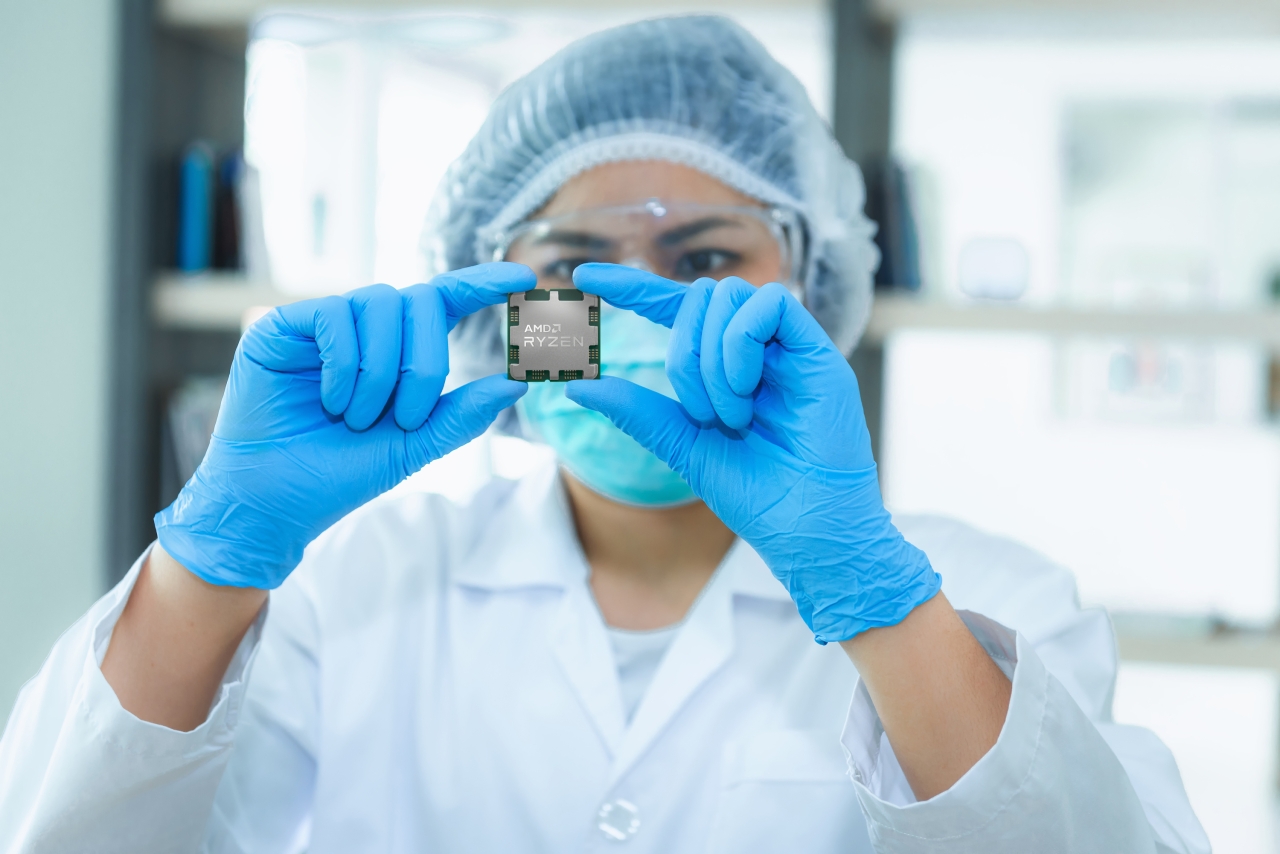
[154,272,319,329]
[865,296,1280,345]
[155,272,1280,344]
[1117,630,1280,671]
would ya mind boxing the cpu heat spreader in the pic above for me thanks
[507,288,601,382]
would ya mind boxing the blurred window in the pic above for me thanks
[892,27,1280,307]
[1114,662,1278,854]
[243,7,831,294]
[886,27,1280,849]
[886,25,1280,625]
[883,330,1279,621]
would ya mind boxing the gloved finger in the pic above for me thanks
[722,282,820,396]
[252,295,359,416]
[395,284,448,431]
[344,284,404,431]
[407,374,527,471]
[665,277,717,424]
[572,263,686,327]
[427,262,536,331]
[724,281,841,383]
[700,277,758,430]
[566,376,699,476]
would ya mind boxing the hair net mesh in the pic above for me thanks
[424,14,879,380]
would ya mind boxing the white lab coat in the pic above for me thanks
[0,456,1209,853]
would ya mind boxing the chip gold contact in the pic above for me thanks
[507,288,601,382]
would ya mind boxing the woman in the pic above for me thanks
[0,16,1206,853]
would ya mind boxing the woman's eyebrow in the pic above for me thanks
[533,230,614,250]
[656,216,742,246]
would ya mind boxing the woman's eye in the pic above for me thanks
[674,249,739,279]
[542,258,589,282]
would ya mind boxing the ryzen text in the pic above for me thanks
[524,336,585,348]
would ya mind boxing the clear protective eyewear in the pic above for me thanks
[484,199,806,300]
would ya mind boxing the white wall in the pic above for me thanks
[0,1,115,718]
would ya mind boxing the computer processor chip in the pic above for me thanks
[507,288,601,382]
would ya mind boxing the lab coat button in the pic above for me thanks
[597,799,640,841]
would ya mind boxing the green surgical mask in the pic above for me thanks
[515,303,697,507]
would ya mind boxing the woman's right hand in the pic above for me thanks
[155,262,533,590]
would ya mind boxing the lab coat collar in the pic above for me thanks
[450,457,795,769]
[608,555,735,784]
[606,541,791,782]
[450,459,585,592]
[453,459,628,750]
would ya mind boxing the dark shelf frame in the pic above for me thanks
[834,0,896,466]
[108,0,248,586]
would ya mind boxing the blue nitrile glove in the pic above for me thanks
[154,263,534,589]
[568,263,940,643]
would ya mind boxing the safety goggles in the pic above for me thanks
[482,200,806,299]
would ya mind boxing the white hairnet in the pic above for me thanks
[425,14,879,377]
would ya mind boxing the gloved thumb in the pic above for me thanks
[407,374,527,471]
[566,377,699,475]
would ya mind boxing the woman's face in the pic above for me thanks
[504,161,788,288]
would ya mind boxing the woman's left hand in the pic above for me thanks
[572,264,1012,802]
[568,263,940,644]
